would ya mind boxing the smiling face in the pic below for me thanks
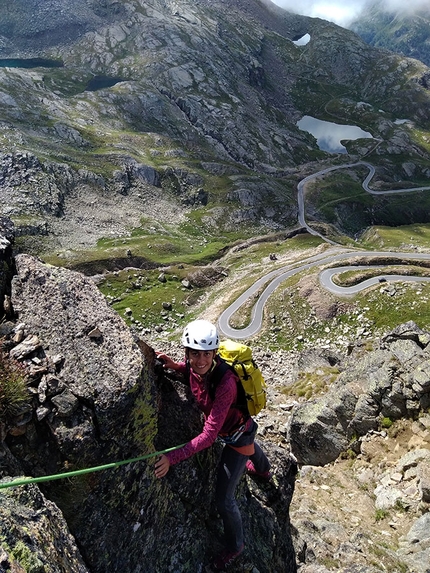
[186,348,216,376]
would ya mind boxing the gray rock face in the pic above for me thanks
[0,152,67,218]
[398,512,430,573]
[288,321,430,466]
[0,482,89,573]
[287,398,351,467]
[11,253,151,462]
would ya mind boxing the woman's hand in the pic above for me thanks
[154,454,170,479]
[155,351,179,371]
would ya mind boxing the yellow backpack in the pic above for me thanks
[213,339,267,416]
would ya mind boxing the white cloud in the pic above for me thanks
[271,0,429,27]
[271,0,366,25]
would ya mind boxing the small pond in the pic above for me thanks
[0,58,64,68]
[297,115,373,153]
[85,76,124,91]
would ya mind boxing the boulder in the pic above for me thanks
[288,322,430,466]
[0,482,89,573]
[10,253,153,464]
[397,512,430,573]
[287,398,351,466]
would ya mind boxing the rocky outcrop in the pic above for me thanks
[286,321,430,573]
[288,321,430,466]
[112,157,161,195]
[0,250,298,573]
[398,512,430,573]
[0,151,190,251]
[8,253,153,464]
[0,483,89,573]
[0,152,67,219]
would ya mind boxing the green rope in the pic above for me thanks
[0,443,186,491]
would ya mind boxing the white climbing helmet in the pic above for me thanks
[181,319,219,350]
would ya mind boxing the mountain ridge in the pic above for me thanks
[1,0,430,259]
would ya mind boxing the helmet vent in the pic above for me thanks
[181,320,219,350]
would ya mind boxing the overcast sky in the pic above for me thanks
[271,0,429,26]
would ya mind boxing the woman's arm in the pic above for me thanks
[163,373,237,467]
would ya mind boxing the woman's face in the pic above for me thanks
[187,349,216,376]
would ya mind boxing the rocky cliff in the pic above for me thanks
[286,324,430,573]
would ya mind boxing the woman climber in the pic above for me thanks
[155,319,271,571]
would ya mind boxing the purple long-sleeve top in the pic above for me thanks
[165,358,247,466]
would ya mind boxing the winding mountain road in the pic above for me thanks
[298,161,430,242]
[320,265,430,295]
[218,162,430,339]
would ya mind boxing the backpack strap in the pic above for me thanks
[208,359,231,401]
[183,359,191,386]
[209,358,247,413]
[232,359,251,380]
